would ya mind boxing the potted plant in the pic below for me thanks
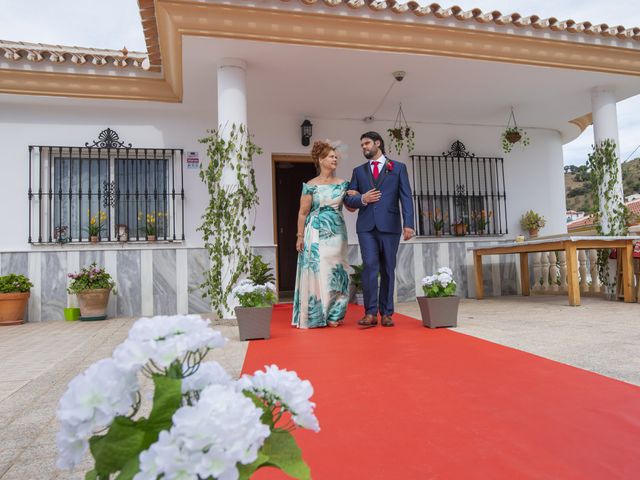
[138,210,166,241]
[349,264,364,305]
[0,274,33,326]
[417,267,459,328]
[501,107,531,154]
[67,263,116,321]
[452,219,467,236]
[471,210,493,234]
[520,210,546,238]
[232,255,276,341]
[387,103,415,154]
[425,208,448,236]
[86,210,107,243]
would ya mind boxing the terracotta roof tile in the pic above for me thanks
[0,40,149,71]
[283,1,640,42]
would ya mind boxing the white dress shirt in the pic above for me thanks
[369,155,387,175]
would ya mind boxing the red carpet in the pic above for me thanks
[242,305,640,479]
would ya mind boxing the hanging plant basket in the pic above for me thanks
[505,131,522,144]
[387,103,415,155]
[501,107,530,154]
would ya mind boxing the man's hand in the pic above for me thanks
[403,228,415,241]
[362,189,381,204]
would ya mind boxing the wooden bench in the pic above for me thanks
[469,235,640,306]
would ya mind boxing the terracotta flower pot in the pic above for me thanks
[76,288,111,321]
[453,223,466,236]
[528,228,539,238]
[235,306,272,341]
[416,296,459,328]
[90,235,98,244]
[147,235,157,242]
[0,292,30,326]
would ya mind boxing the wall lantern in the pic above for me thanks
[301,119,313,146]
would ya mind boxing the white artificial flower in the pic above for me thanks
[136,384,270,480]
[182,361,231,394]
[240,365,320,432]
[113,315,227,372]
[437,272,453,285]
[56,358,139,469]
[437,267,453,276]
[421,275,435,287]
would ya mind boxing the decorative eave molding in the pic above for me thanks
[569,113,594,134]
[3,0,640,103]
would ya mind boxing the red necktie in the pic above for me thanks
[372,161,380,180]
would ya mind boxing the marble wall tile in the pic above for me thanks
[80,251,104,269]
[448,242,470,298]
[1,253,28,276]
[40,252,67,321]
[153,249,176,315]
[500,254,518,295]
[395,243,415,302]
[117,251,141,317]
[188,249,210,314]
[347,244,361,267]
[420,243,441,279]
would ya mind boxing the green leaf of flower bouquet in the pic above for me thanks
[261,430,311,480]
[144,375,183,439]
[89,416,146,476]
[115,457,141,480]
[84,469,98,480]
[237,451,270,480]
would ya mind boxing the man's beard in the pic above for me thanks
[363,149,376,159]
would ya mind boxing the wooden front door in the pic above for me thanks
[274,157,316,297]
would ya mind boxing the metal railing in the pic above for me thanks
[28,128,185,243]
[411,140,508,237]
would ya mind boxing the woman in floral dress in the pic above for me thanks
[292,140,355,329]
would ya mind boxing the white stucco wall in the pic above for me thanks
[0,93,566,252]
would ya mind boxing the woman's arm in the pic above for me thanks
[296,194,312,252]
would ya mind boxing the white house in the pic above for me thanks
[1,0,639,321]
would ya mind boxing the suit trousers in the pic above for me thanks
[357,228,401,316]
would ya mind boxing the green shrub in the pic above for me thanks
[0,274,33,293]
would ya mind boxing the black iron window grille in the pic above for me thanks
[28,129,185,244]
[411,141,508,236]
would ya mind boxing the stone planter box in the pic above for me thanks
[77,288,111,321]
[235,306,272,341]
[416,296,459,328]
[0,292,30,326]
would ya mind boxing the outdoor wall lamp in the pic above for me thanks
[301,119,313,146]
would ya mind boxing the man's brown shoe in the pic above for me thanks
[381,315,394,327]
[357,314,377,329]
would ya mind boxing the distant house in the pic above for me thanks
[566,210,586,223]
[567,198,640,231]
[2,0,640,320]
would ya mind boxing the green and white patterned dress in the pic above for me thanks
[292,182,350,329]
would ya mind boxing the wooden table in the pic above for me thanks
[469,236,640,306]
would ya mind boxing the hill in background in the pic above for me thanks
[564,157,640,212]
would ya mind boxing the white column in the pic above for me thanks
[218,58,247,133]
[591,87,624,234]
[217,58,248,319]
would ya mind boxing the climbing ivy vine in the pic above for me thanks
[586,139,629,294]
[198,124,262,318]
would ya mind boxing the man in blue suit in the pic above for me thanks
[344,132,415,328]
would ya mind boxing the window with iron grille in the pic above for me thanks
[411,141,508,237]
[28,129,185,243]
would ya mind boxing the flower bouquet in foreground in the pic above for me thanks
[56,314,318,480]
[417,267,459,328]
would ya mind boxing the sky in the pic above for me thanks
[0,0,638,165]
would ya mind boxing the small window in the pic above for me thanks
[28,129,185,243]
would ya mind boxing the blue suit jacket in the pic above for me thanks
[344,158,415,234]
